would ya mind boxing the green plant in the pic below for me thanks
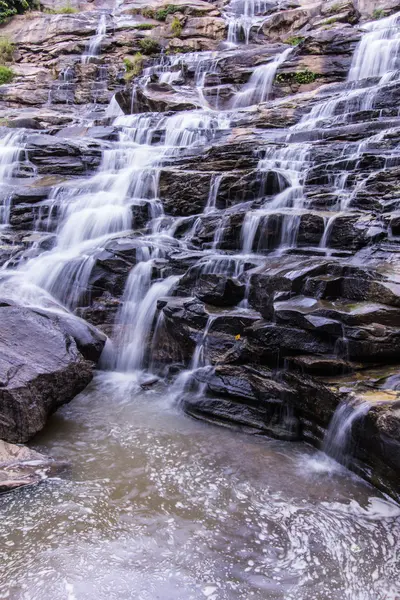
[372,8,385,19]
[285,36,304,46]
[139,37,160,54]
[323,16,338,24]
[44,4,78,14]
[0,36,14,62]
[124,53,144,79]
[154,4,181,21]
[140,7,155,18]
[133,23,155,30]
[276,69,318,85]
[0,0,37,23]
[0,65,15,84]
[171,16,182,36]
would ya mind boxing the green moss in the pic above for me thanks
[323,16,338,24]
[0,36,14,62]
[171,16,182,36]
[372,8,385,20]
[0,65,15,84]
[138,37,160,55]
[132,23,155,30]
[276,69,318,85]
[124,53,144,79]
[285,36,304,46]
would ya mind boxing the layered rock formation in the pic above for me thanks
[0,0,400,497]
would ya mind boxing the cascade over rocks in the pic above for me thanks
[0,0,400,499]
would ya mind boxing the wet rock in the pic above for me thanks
[246,321,333,364]
[0,305,106,443]
[0,440,65,494]
[25,134,103,174]
[193,274,245,307]
[159,169,212,216]
[116,84,199,114]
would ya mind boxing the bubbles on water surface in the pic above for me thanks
[0,374,399,600]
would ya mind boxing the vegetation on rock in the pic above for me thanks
[139,37,161,55]
[0,64,15,83]
[140,4,182,21]
[132,23,155,30]
[372,8,385,20]
[0,36,14,62]
[276,70,318,85]
[124,53,144,80]
[285,36,305,46]
[171,16,182,37]
[0,0,37,23]
[43,5,78,14]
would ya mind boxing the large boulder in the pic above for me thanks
[0,305,106,443]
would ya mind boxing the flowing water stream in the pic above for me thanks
[1,3,400,598]
[1,373,400,600]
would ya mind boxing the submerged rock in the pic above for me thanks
[0,440,65,494]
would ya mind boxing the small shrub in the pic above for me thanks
[285,36,304,46]
[139,37,160,54]
[133,23,155,30]
[0,37,15,62]
[294,70,317,84]
[124,53,144,79]
[141,7,155,18]
[0,65,15,84]
[171,16,182,36]
[276,70,317,85]
[154,4,181,21]
[372,8,385,19]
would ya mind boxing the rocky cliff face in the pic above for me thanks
[0,0,400,497]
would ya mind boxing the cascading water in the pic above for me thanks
[1,4,400,598]
[232,47,292,108]
[82,14,107,64]
[226,0,271,45]
[322,401,371,466]
[0,131,34,226]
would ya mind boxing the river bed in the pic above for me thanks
[1,372,399,600]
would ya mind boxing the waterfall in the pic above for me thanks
[0,131,34,226]
[348,12,400,82]
[322,401,371,467]
[233,48,293,108]
[82,14,107,64]
[1,0,399,389]
[226,0,271,45]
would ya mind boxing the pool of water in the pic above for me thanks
[1,372,400,600]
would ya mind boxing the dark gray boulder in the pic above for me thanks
[0,305,106,443]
